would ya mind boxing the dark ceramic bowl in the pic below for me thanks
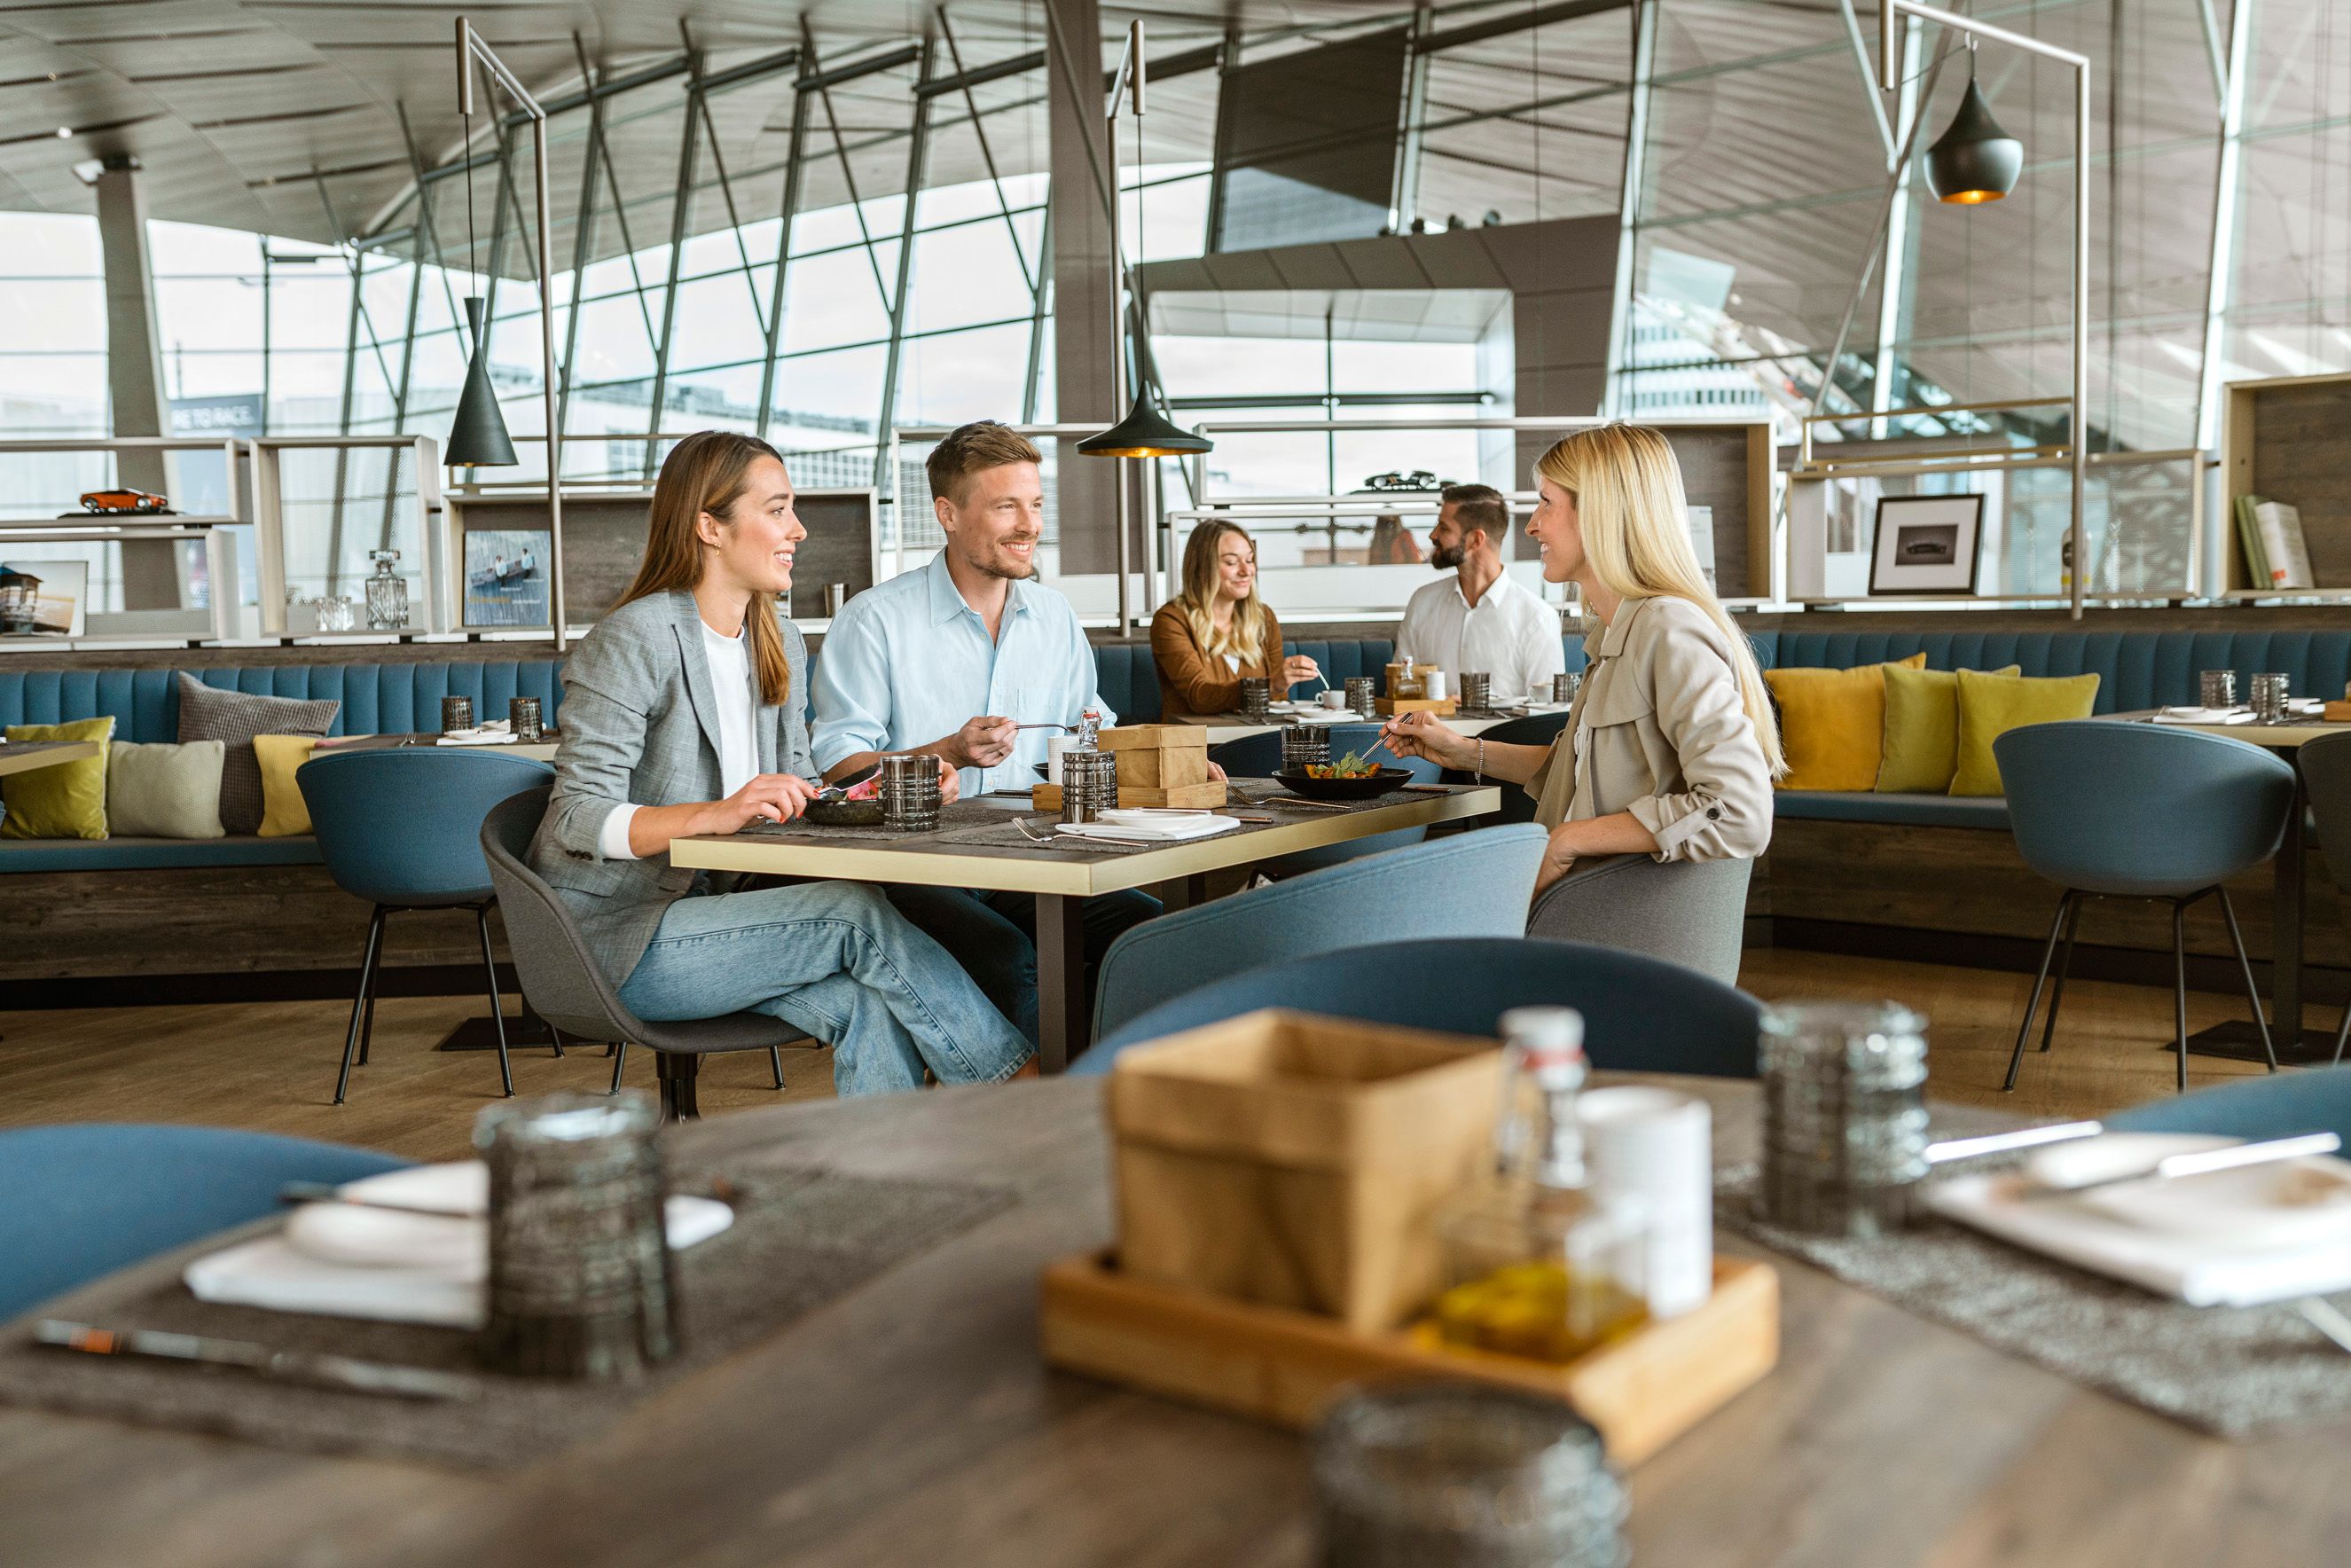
[1271,766,1414,801]
[804,797,886,827]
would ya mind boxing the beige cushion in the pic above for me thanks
[106,740,226,839]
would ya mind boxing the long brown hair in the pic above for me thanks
[619,430,792,706]
[1176,520,1271,666]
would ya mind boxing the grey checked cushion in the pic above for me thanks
[174,674,339,835]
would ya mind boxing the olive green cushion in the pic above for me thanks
[1,717,114,841]
[1876,663,2019,794]
[1951,670,2103,797]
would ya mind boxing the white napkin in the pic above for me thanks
[2153,707,2255,725]
[1927,1172,2351,1306]
[437,726,521,746]
[1057,812,1242,843]
[184,1161,733,1328]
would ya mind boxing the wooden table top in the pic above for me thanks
[312,733,562,764]
[0,740,99,779]
[2106,709,2351,750]
[6,1076,2346,1568]
[669,783,1502,897]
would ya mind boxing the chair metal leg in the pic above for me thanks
[333,907,387,1106]
[608,1040,630,1095]
[474,904,513,1098]
[2037,893,2083,1053]
[2172,899,2191,1094]
[2333,1001,2351,1068]
[2003,890,2075,1092]
[770,1045,785,1090]
[654,1052,701,1123]
[357,917,383,1067]
[2214,886,2279,1072]
[545,1022,565,1060]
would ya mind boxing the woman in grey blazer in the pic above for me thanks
[529,431,1031,1094]
[1383,425,1781,984]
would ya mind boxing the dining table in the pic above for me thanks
[2109,710,2351,1063]
[1172,706,1551,743]
[313,732,561,764]
[0,739,101,779]
[4,1073,2345,1568]
[669,780,1501,1071]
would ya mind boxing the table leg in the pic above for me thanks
[1036,893,1089,1075]
[2187,772,2334,1064]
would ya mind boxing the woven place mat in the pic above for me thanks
[0,1166,1015,1469]
[1716,1164,2351,1439]
[738,798,1010,846]
[930,815,1252,856]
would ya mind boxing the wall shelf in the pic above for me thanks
[2221,372,2351,595]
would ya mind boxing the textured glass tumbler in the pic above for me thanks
[2199,670,2237,710]
[508,696,544,742]
[1757,1000,1930,1237]
[1239,676,1272,718]
[879,753,942,831]
[2252,672,2291,723]
[1553,672,1581,705]
[1281,725,1332,772]
[441,695,474,734]
[1460,672,1493,712]
[1346,676,1377,717]
[1313,1383,1628,1568]
[477,1090,678,1381]
[1060,749,1119,824]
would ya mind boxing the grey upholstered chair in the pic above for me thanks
[1526,854,1754,988]
[1996,720,2292,1094]
[480,788,811,1120]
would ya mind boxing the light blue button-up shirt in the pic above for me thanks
[811,552,1113,797]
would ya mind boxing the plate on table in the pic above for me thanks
[804,797,885,827]
[2025,1133,2351,1248]
[1272,765,1414,801]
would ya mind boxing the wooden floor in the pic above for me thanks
[0,948,2284,1164]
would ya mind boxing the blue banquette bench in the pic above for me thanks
[10,625,2351,872]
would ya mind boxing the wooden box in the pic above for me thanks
[1107,1009,1503,1332]
[1375,695,1457,717]
[1040,1252,1778,1468]
[1116,745,1209,791]
[1097,725,1210,754]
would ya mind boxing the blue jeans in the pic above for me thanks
[883,885,1159,1047]
[616,882,1031,1096]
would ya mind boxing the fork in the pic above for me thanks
[1012,816,1154,848]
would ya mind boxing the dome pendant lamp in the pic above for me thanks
[446,294,516,467]
[1925,47,2024,205]
[1076,389,1212,458]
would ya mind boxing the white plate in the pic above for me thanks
[2025,1133,2351,1248]
[283,1163,487,1272]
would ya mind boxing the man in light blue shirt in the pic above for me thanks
[811,420,1156,1047]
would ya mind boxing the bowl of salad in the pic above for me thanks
[1272,749,1415,801]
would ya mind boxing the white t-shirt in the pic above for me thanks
[600,621,762,860]
[1394,568,1566,706]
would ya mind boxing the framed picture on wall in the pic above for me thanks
[463,529,552,629]
[1869,494,1983,596]
[0,561,89,638]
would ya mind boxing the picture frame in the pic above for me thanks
[0,560,90,639]
[462,529,552,630]
[1868,494,1983,596]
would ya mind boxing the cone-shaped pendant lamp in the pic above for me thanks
[446,294,516,467]
[1076,388,1213,458]
[1925,68,2024,206]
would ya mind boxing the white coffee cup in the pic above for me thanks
[1319,689,1349,710]
[1578,1086,1712,1319]
[1046,734,1075,785]
[1422,670,1449,701]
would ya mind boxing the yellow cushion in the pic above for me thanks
[1877,662,2021,793]
[1763,654,1926,792]
[1,717,114,840]
[1950,671,2102,797]
[253,733,322,837]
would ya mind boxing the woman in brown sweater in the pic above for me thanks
[1151,521,1320,719]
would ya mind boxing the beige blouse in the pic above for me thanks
[1524,595,1774,863]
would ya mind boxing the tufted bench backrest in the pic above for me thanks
[0,662,566,742]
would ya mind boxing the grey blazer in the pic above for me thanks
[529,591,815,984]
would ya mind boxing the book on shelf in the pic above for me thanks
[2255,499,2315,591]
[2237,494,2269,591]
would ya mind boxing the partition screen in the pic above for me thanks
[1209,29,1410,254]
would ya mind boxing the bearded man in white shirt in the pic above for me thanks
[1393,482,1566,707]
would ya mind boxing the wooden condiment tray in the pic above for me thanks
[1375,696,1457,717]
[1039,1251,1777,1467]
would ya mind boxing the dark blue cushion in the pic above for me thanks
[0,1125,410,1321]
[0,835,325,872]
[1771,792,2013,829]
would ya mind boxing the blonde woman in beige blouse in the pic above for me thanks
[1383,425,1780,976]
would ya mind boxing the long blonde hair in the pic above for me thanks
[1177,521,1272,667]
[1536,424,1784,776]
[620,430,791,706]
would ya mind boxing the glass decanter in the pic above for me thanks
[1430,1007,1649,1364]
[365,548,410,631]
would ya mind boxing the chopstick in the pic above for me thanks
[2014,1131,2340,1202]
[34,1319,482,1402]
[1925,1121,2105,1164]
[279,1181,474,1220]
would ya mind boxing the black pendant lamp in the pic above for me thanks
[445,294,516,467]
[1076,388,1213,458]
[1926,53,2024,206]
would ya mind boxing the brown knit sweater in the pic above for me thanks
[1150,600,1287,720]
